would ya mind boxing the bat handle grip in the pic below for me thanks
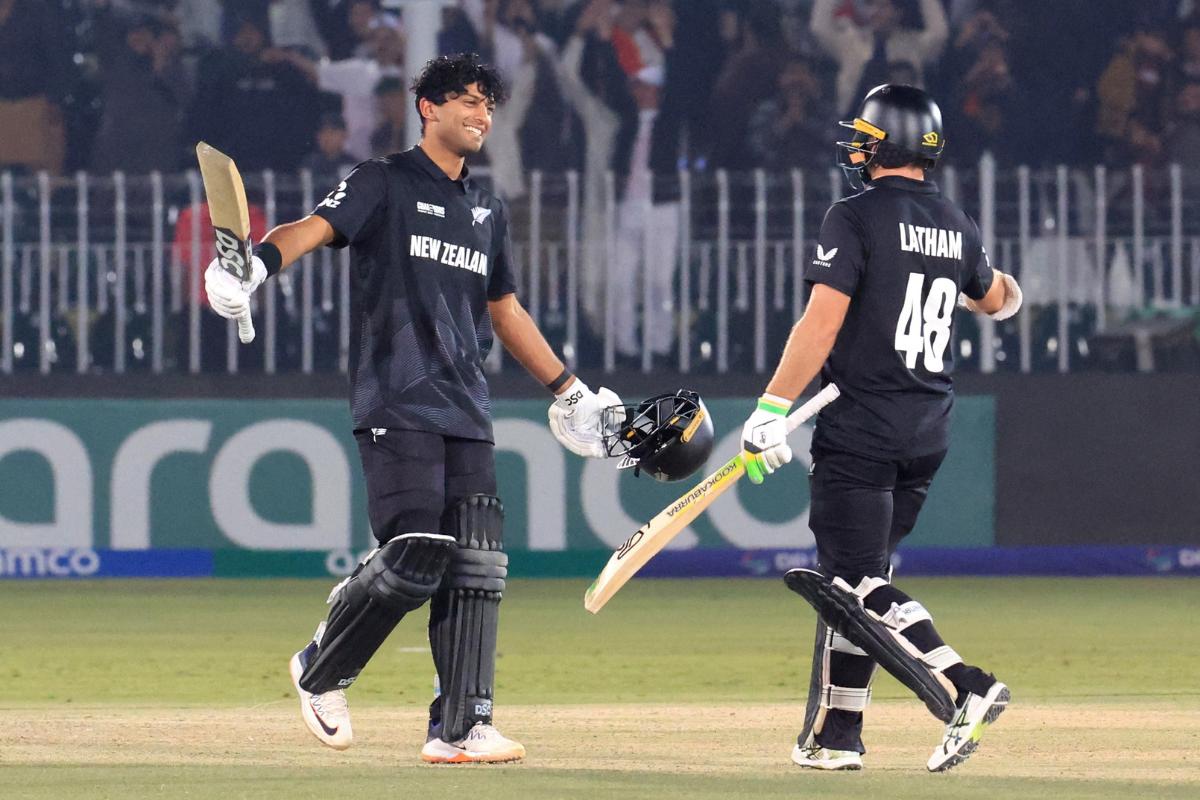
[237,310,255,343]
[784,383,841,434]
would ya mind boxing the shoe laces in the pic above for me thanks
[311,689,348,719]
[464,722,503,743]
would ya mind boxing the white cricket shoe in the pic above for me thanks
[420,722,526,764]
[288,641,353,751]
[791,741,864,771]
[927,681,1010,772]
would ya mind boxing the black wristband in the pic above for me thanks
[256,241,283,277]
[546,369,574,393]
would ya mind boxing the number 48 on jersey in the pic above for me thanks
[894,273,957,373]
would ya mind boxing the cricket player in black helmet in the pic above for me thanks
[739,84,1023,772]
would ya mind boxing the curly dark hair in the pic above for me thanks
[410,53,508,130]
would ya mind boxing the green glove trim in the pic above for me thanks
[742,451,765,484]
[756,395,790,416]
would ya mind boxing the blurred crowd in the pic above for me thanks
[2,0,1200,185]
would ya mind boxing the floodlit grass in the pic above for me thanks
[2,577,1198,798]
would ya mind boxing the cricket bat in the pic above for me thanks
[584,383,840,614]
[195,142,255,343]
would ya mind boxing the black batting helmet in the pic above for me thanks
[602,390,713,483]
[837,84,944,190]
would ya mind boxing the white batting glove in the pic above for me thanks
[548,380,622,458]
[204,256,267,319]
[957,272,1023,321]
[741,393,793,484]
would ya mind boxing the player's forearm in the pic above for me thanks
[490,296,568,387]
[260,216,335,273]
[764,315,839,402]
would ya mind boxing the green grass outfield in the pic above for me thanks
[2,577,1198,799]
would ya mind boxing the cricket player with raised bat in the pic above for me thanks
[740,84,1023,772]
[203,53,629,764]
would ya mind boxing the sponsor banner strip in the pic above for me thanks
[3,546,1197,580]
[0,548,211,579]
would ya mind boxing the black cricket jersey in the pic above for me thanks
[806,176,994,460]
[312,146,518,442]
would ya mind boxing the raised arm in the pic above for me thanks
[913,0,950,63]
[260,215,336,274]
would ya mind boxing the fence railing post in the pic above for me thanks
[1094,165,1107,332]
[753,168,767,373]
[1,171,13,374]
[565,170,579,371]
[114,171,127,374]
[716,169,730,373]
[678,169,691,373]
[1018,165,1032,373]
[1056,165,1070,373]
[979,154,996,374]
[791,169,805,319]
[151,171,164,373]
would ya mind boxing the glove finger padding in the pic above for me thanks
[991,272,1023,321]
[548,380,623,459]
[548,404,607,458]
[764,443,793,470]
[593,387,623,433]
[205,261,251,318]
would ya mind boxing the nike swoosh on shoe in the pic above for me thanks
[310,702,339,736]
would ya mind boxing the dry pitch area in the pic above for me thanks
[1,578,1198,798]
[5,702,1199,799]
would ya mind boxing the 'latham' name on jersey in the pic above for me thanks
[898,223,962,260]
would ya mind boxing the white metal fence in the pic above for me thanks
[1,155,1197,376]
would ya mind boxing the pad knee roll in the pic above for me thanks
[299,532,455,693]
[430,495,507,742]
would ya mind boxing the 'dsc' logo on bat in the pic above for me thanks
[214,227,248,278]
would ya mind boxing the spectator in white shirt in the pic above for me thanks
[275,15,404,160]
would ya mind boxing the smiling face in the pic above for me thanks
[420,82,495,156]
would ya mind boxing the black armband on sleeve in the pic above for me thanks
[256,241,283,278]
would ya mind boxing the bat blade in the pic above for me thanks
[584,454,746,614]
[583,383,841,614]
[195,141,253,283]
[195,141,256,343]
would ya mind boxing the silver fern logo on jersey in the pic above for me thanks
[471,206,492,225]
